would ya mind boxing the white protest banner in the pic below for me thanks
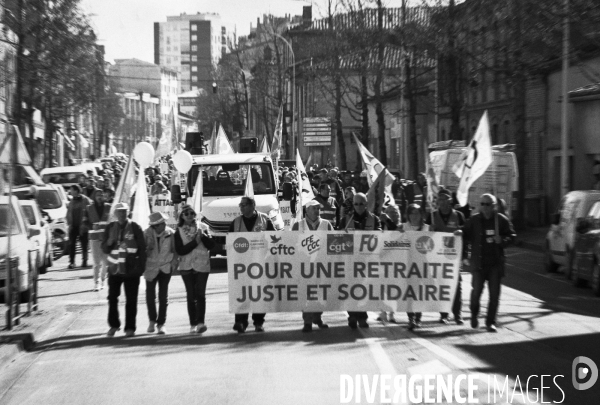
[151,194,178,229]
[279,200,294,230]
[227,231,461,313]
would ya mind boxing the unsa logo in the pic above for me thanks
[233,237,250,254]
[416,236,435,254]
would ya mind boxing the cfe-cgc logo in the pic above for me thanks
[233,237,250,254]
[572,356,598,390]
[301,234,321,254]
[416,236,435,254]
[327,234,354,255]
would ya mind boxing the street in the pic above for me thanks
[1,246,599,405]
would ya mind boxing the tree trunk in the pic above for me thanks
[335,74,347,170]
[375,0,387,166]
[447,0,462,141]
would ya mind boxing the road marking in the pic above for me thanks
[411,337,472,370]
[361,337,408,405]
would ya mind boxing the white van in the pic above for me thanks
[181,153,283,238]
[40,166,88,191]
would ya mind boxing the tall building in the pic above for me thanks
[154,12,232,94]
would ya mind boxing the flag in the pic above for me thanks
[259,136,270,153]
[296,149,315,205]
[131,169,151,230]
[207,122,217,154]
[424,142,440,210]
[0,125,32,165]
[155,107,178,161]
[353,132,395,205]
[452,110,493,206]
[109,155,136,220]
[244,165,255,199]
[271,105,283,153]
[366,169,391,215]
[191,167,204,217]
[214,125,235,154]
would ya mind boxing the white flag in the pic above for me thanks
[353,132,395,204]
[192,168,204,218]
[452,110,493,206]
[244,165,255,199]
[131,171,151,230]
[109,155,136,220]
[296,149,315,205]
[215,125,235,154]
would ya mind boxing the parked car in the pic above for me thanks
[0,195,38,301]
[545,190,600,278]
[39,166,88,192]
[19,199,53,274]
[12,184,69,258]
[571,200,600,295]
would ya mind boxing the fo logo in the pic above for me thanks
[233,237,250,254]
[572,356,598,390]
[416,236,435,254]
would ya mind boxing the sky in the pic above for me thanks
[81,0,407,64]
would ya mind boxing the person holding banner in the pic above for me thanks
[426,189,466,326]
[229,196,276,333]
[403,203,429,330]
[292,199,333,332]
[144,212,177,335]
[175,204,214,334]
[338,193,382,329]
[102,203,147,337]
[84,190,111,291]
[462,194,516,333]
[377,204,403,323]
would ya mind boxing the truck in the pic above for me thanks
[429,142,519,218]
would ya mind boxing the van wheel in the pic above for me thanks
[565,247,574,280]
[592,263,600,297]
[545,245,559,273]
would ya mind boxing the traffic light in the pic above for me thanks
[239,137,258,153]
[212,82,217,94]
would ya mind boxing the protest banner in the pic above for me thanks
[279,200,294,230]
[227,231,462,313]
[152,194,178,229]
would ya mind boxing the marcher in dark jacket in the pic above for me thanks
[462,194,516,333]
[67,184,91,269]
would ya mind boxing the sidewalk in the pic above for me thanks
[513,226,547,252]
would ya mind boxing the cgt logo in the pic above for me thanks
[416,236,435,254]
[233,237,250,254]
[572,356,598,390]
[327,234,354,255]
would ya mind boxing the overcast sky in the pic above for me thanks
[81,0,407,64]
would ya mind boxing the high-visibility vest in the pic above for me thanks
[87,204,110,241]
[432,210,461,232]
[298,218,331,231]
[343,214,376,231]
[233,212,270,232]
[316,196,337,225]
[106,222,139,275]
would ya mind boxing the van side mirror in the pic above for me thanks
[28,226,41,238]
[171,185,182,204]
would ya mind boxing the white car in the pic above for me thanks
[12,185,69,259]
[19,199,53,274]
[40,166,88,192]
[0,195,38,301]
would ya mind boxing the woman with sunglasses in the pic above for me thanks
[174,204,215,334]
[403,203,429,331]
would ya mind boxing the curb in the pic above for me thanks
[514,239,544,253]
[0,333,35,369]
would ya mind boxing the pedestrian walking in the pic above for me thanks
[377,204,403,323]
[144,212,178,335]
[338,192,382,329]
[403,203,429,330]
[314,183,339,229]
[102,203,146,337]
[426,188,465,325]
[292,199,332,332]
[174,204,214,334]
[67,184,91,269]
[229,196,275,333]
[84,189,111,290]
[462,194,516,332]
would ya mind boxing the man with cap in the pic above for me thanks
[338,192,382,329]
[144,212,178,335]
[426,188,466,325]
[314,183,340,229]
[228,196,275,333]
[102,202,147,337]
[292,199,333,332]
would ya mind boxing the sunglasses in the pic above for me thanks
[480,202,493,206]
[239,203,250,207]
[182,211,195,216]
[354,203,365,206]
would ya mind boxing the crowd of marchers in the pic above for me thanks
[64,157,516,337]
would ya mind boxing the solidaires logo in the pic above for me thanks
[416,236,434,254]
[233,237,250,253]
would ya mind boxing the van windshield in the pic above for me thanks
[0,205,22,237]
[12,189,62,210]
[188,163,275,197]
[42,172,85,185]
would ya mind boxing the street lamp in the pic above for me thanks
[271,32,295,158]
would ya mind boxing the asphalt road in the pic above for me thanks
[1,247,599,405]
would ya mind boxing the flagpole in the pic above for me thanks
[492,149,499,235]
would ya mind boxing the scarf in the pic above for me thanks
[180,221,198,241]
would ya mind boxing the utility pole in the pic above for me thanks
[560,0,570,196]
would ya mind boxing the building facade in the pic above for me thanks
[154,13,232,94]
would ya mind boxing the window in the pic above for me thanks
[191,34,197,41]
[167,57,171,64]
[191,66,197,72]
[192,75,197,82]
[0,205,22,236]
[187,164,275,197]
[173,46,178,52]
[192,45,197,51]
[191,24,197,31]
[191,55,197,61]
[167,46,171,52]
